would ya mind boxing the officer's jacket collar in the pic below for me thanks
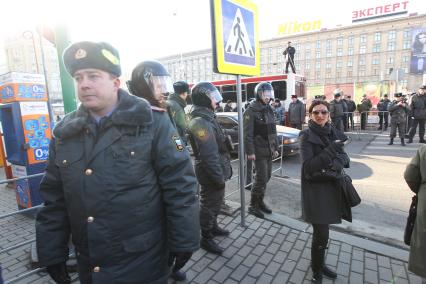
[168,93,187,108]
[191,106,215,121]
[249,100,268,112]
[53,89,153,139]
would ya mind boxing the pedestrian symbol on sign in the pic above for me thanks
[225,8,254,59]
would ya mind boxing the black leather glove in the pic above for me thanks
[168,252,193,272]
[46,262,71,284]
[325,140,345,156]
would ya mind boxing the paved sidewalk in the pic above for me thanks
[0,177,424,283]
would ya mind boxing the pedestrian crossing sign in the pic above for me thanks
[211,0,259,76]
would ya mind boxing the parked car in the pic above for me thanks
[215,112,300,157]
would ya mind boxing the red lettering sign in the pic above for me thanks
[352,1,409,21]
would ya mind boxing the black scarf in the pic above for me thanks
[308,119,338,146]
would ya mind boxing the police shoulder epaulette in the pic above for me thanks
[151,106,166,112]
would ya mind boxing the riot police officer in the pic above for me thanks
[388,93,409,146]
[243,82,279,219]
[187,82,232,255]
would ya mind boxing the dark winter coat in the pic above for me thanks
[188,106,232,187]
[409,94,426,119]
[404,145,426,278]
[330,99,345,119]
[299,122,351,224]
[36,90,200,284]
[389,100,409,123]
[167,93,188,143]
[377,99,391,113]
[243,100,279,158]
[346,100,357,113]
[288,100,305,124]
[357,98,372,112]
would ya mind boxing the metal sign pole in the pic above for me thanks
[236,74,245,227]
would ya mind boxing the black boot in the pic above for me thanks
[258,195,272,214]
[212,222,230,237]
[407,137,413,143]
[401,138,406,146]
[201,231,224,255]
[170,270,187,281]
[420,138,426,143]
[388,138,394,145]
[311,244,324,283]
[248,196,264,218]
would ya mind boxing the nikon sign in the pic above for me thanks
[277,20,322,36]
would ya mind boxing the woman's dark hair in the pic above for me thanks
[413,31,426,54]
[308,100,330,114]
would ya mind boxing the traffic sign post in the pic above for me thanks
[210,0,259,227]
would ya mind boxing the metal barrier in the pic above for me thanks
[0,174,46,284]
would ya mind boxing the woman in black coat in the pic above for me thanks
[299,100,351,283]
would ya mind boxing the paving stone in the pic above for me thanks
[281,259,297,273]
[339,251,351,264]
[266,242,280,254]
[273,251,288,263]
[379,266,393,281]
[246,236,261,248]
[281,241,294,252]
[223,278,238,284]
[365,252,377,259]
[337,262,350,277]
[229,264,249,281]
[294,240,305,251]
[273,233,286,244]
[298,232,309,241]
[248,263,266,278]
[287,248,302,261]
[191,257,212,272]
[258,252,274,266]
[295,257,311,271]
[242,254,258,267]
[240,275,257,284]
[325,253,338,267]
[225,254,244,269]
[193,267,215,284]
[301,247,310,259]
[377,255,391,268]
[351,259,364,274]
[349,271,364,284]
[365,257,378,271]
[251,244,266,256]
[260,235,274,246]
[289,269,306,284]
[240,229,255,239]
[222,245,239,258]
[254,228,267,238]
[279,226,290,235]
[264,261,281,276]
[352,249,364,261]
[266,226,279,237]
[272,271,290,283]
[232,237,247,249]
[328,243,340,255]
[286,232,298,242]
[390,263,407,279]
[364,269,378,283]
[209,256,228,271]
[212,266,232,282]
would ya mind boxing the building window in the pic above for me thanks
[347,59,353,67]
[403,40,411,49]
[388,30,396,40]
[305,62,310,69]
[316,40,321,49]
[316,72,321,79]
[337,48,343,57]
[325,73,331,79]
[360,34,367,44]
[359,46,366,54]
[348,36,354,46]
[305,51,311,60]
[305,43,311,51]
[387,42,395,51]
[296,43,301,50]
[374,32,381,42]
[326,48,332,57]
[316,62,321,69]
[403,28,411,39]
[373,69,379,75]
[387,56,394,64]
[372,58,380,65]
[348,47,353,56]
[359,57,365,66]
[336,71,341,78]
[326,62,331,69]
[359,70,366,77]
[337,37,343,46]
[403,55,410,63]
[326,39,332,48]
[347,70,353,77]
[316,51,321,59]
[336,61,342,68]
[372,44,381,53]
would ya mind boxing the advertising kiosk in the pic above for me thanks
[0,72,51,208]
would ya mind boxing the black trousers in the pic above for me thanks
[360,112,368,130]
[408,118,426,140]
[378,113,389,130]
[285,58,296,73]
[252,158,272,198]
[347,113,354,130]
[312,224,329,248]
[200,184,225,233]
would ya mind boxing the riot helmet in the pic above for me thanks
[191,82,223,109]
[255,82,274,104]
[127,60,173,107]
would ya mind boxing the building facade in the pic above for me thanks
[159,14,426,98]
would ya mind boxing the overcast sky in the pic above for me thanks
[1,0,425,73]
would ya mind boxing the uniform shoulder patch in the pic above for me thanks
[197,129,207,138]
[172,135,184,152]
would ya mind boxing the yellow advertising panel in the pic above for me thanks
[211,0,260,76]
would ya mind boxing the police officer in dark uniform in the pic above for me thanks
[388,93,409,146]
[187,82,232,255]
[329,90,346,132]
[407,85,426,143]
[377,94,391,131]
[127,61,193,282]
[36,42,200,284]
[244,82,279,219]
[167,81,190,145]
[283,41,296,74]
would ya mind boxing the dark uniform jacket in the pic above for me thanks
[389,100,409,123]
[357,98,372,112]
[36,90,200,284]
[346,100,356,113]
[283,46,296,59]
[377,99,391,113]
[188,106,232,187]
[299,123,350,224]
[329,99,345,119]
[409,94,426,119]
[243,100,279,158]
[288,100,305,124]
[167,93,188,143]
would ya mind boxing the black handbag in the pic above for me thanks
[341,173,361,207]
[404,195,418,245]
[305,168,342,182]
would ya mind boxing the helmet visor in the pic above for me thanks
[261,89,275,100]
[207,89,223,103]
[148,75,174,98]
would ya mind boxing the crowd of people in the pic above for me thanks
[28,40,425,284]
